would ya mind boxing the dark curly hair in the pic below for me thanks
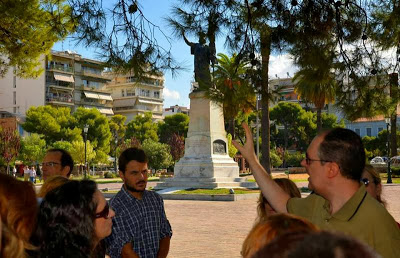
[33,180,98,258]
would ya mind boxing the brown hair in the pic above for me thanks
[38,176,70,198]
[0,173,38,258]
[241,213,318,258]
[257,178,301,222]
[363,164,385,207]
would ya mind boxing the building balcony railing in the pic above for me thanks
[77,85,107,93]
[79,70,108,80]
[46,82,74,90]
[46,64,74,73]
[46,95,74,105]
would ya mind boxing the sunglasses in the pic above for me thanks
[41,162,61,167]
[360,178,369,186]
[95,202,111,219]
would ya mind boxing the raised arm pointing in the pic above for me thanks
[232,123,291,213]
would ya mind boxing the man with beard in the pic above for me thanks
[233,123,400,258]
[106,148,172,258]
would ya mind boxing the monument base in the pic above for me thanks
[155,91,257,190]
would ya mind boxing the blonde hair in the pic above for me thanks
[0,173,38,258]
[257,178,301,222]
[363,164,385,207]
[241,213,318,258]
[38,176,70,198]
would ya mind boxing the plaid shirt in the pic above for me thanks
[106,186,172,258]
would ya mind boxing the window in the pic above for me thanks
[140,89,150,97]
[366,128,372,137]
[121,89,125,97]
[355,128,360,135]
[126,89,135,96]
[154,91,160,98]
[13,91,16,105]
[13,75,16,88]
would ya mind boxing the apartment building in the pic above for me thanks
[104,72,164,122]
[0,51,113,119]
[46,51,113,115]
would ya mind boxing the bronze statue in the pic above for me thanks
[182,32,216,90]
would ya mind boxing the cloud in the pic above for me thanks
[163,88,180,100]
[269,54,298,78]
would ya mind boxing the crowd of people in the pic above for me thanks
[1,123,400,257]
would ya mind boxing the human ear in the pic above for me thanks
[327,162,340,178]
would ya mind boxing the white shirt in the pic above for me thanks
[29,169,36,177]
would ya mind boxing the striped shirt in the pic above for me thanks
[106,186,172,258]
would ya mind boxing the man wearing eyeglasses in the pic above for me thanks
[106,147,172,258]
[233,123,400,258]
[42,148,74,181]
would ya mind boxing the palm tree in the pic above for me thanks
[292,42,337,132]
[208,53,256,138]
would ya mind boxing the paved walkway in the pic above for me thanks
[97,182,400,258]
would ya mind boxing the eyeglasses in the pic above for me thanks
[95,202,111,219]
[360,178,369,186]
[305,153,332,166]
[41,162,61,167]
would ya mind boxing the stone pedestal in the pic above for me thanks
[155,91,255,189]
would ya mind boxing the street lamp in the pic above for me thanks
[84,124,89,179]
[114,131,118,173]
[385,117,392,184]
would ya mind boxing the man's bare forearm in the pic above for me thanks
[157,237,171,258]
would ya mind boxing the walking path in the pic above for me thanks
[96,181,400,258]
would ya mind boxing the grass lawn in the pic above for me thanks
[173,188,260,195]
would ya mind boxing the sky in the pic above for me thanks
[53,0,298,108]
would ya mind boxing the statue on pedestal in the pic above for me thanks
[182,32,216,90]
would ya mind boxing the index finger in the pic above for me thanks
[242,122,253,140]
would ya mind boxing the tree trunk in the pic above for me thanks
[228,118,235,139]
[260,28,272,174]
[316,108,322,132]
[390,73,398,157]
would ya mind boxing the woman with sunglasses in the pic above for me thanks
[362,164,400,228]
[32,180,115,258]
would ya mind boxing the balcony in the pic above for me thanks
[46,94,74,106]
[47,64,73,74]
[79,70,109,80]
[46,81,74,91]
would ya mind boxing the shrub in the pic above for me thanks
[104,172,116,178]
[284,151,305,167]
[270,150,283,168]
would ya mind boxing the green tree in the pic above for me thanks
[126,112,158,143]
[73,107,112,155]
[23,105,80,145]
[70,140,95,175]
[0,0,75,78]
[227,133,237,159]
[51,141,73,153]
[270,102,315,155]
[19,134,46,166]
[142,139,173,171]
[158,113,189,143]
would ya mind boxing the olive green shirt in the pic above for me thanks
[288,185,400,258]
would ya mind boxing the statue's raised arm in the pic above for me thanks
[183,32,212,90]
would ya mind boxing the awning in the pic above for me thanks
[138,99,161,105]
[98,108,114,115]
[84,92,100,99]
[97,94,113,101]
[54,72,74,83]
